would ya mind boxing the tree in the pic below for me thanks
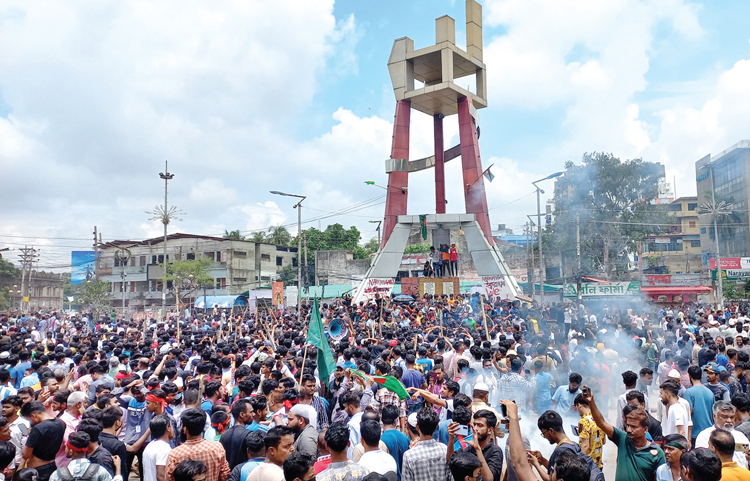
[223,229,245,241]
[279,264,297,287]
[363,237,379,253]
[161,258,214,300]
[267,225,292,246]
[550,152,668,279]
[249,232,267,243]
[78,279,113,319]
[0,258,19,280]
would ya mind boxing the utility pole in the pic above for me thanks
[93,227,99,277]
[524,222,534,300]
[18,246,38,315]
[576,214,582,302]
[304,231,309,305]
[526,216,536,300]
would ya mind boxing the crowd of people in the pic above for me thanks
[0,294,749,481]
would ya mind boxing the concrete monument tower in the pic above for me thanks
[352,0,523,304]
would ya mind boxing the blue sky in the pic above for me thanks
[2,0,750,270]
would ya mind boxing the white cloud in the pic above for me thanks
[0,0,363,261]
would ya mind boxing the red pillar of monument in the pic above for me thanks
[434,114,446,214]
[458,96,494,245]
[382,99,411,248]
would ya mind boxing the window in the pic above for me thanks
[689,221,696,228]
[276,246,288,252]
[186,253,195,260]
[261,254,271,261]
[276,256,283,266]
[203,252,215,261]
[140,256,146,266]
[292,258,298,267]
[261,276,271,281]
[233,277,247,283]
[234,251,247,257]
[691,240,701,247]
[215,278,226,289]
[688,203,697,211]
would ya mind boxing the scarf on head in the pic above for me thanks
[146,393,167,411]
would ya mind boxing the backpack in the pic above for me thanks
[56,463,100,481]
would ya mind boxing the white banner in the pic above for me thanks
[480,275,516,300]
[353,278,395,304]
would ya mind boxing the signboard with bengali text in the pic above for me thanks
[564,282,641,297]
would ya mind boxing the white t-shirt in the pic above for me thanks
[662,402,688,436]
[142,439,171,481]
[696,427,749,469]
[358,449,398,476]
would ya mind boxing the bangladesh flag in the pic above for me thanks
[351,369,409,400]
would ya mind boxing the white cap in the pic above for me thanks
[474,382,489,393]
[289,404,317,430]
[668,369,681,379]
[407,413,418,428]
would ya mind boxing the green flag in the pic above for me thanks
[419,214,428,240]
[307,299,336,385]
[351,369,409,400]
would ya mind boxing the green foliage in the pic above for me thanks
[550,152,669,278]
[223,229,245,241]
[279,264,297,287]
[404,244,431,253]
[79,279,112,313]
[296,224,362,262]
[0,259,19,280]
[363,237,379,252]
[267,226,292,246]
[0,289,9,311]
[162,258,214,291]
[724,281,741,300]
[250,232,267,243]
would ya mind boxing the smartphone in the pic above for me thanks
[501,404,507,418]
[571,425,579,436]
[455,424,470,436]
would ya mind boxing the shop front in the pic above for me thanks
[640,274,711,303]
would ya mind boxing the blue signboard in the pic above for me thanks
[71,251,96,285]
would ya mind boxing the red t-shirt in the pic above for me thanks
[314,456,332,475]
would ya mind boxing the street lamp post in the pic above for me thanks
[270,191,306,323]
[120,271,127,319]
[159,162,174,320]
[532,171,564,309]
[369,220,382,247]
[700,165,732,309]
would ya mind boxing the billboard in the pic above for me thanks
[71,251,96,285]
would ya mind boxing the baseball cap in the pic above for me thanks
[0,352,9,360]
[336,362,346,370]
[667,369,680,379]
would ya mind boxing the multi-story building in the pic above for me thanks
[641,196,702,274]
[98,233,298,313]
[1,271,64,312]
[696,140,750,257]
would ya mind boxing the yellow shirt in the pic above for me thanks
[578,414,605,468]
[722,462,750,481]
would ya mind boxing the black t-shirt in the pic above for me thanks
[88,446,115,476]
[463,441,503,481]
[99,432,128,477]
[26,418,65,462]
[220,426,250,470]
